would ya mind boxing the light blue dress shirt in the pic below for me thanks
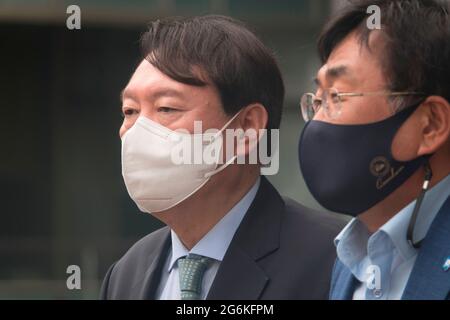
[335,173,450,300]
[156,177,261,300]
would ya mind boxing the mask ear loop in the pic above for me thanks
[204,156,238,178]
[203,111,242,143]
[203,111,242,178]
[407,158,433,249]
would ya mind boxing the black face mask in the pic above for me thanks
[298,103,426,216]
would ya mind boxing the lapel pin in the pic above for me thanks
[443,257,450,272]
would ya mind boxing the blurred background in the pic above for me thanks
[0,0,346,299]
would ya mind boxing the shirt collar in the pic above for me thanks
[335,173,450,279]
[168,177,261,271]
[335,218,372,281]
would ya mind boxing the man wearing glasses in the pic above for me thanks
[298,0,450,299]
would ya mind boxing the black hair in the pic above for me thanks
[318,0,450,102]
[140,15,285,130]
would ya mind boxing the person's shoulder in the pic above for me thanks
[111,226,170,278]
[126,226,170,256]
[282,197,350,237]
[100,226,170,299]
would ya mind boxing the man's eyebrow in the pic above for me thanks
[120,88,185,102]
[313,65,349,87]
[326,65,348,81]
[150,88,185,100]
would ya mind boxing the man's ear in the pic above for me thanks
[235,103,268,157]
[416,96,450,156]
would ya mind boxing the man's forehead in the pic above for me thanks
[123,61,183,92]
[327,29,384,62]
[316,33,386,86]
[121,63,216,103]
[121,86,185,101]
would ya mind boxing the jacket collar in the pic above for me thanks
[402,196,450,300]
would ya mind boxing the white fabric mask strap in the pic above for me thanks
[204,110,242,178]
[211,110,242,140]
[204,155,237,178]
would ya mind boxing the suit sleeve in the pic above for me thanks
[99,262,116,300]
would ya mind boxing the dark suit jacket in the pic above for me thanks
[100,177,349,299]
[330,196,450,300]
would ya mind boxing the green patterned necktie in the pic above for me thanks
[177,254,213,300]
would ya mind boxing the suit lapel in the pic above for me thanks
[402,196,450,300]
[206,247,269,299]
[207,177,282,299]
[136,228,171,299]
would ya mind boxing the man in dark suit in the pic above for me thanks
[100,15,347,300]
[101,176,347,299]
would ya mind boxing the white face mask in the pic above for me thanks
[121,112,241,213]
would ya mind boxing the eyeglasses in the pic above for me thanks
[300,88,425,121]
